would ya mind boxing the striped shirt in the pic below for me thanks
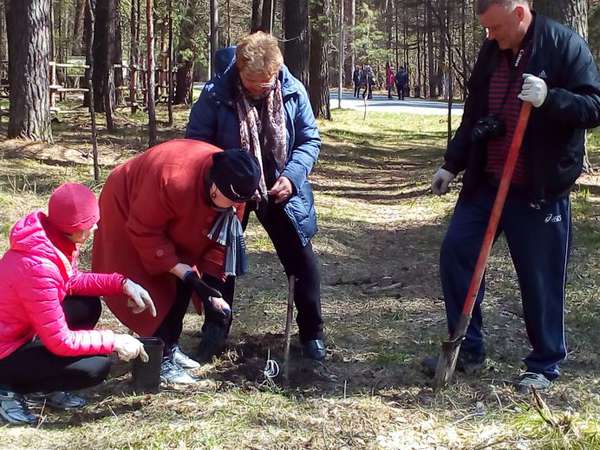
[485,47,530,186]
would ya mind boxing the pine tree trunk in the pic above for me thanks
[535,0,592,172]
[261,0,273,32]
[415,2,422,97]
[535,0,587,38]
[82,0,93,107]
[309,0,330,119]
[129,0,139,112]
[209,0,218,77]
[113,0,124,105]
[0,0,7,66]
[91,0,116,124]
[167,0,173,126]
[283,0,309,87]
[426,2,435,97]
[146,0,157,147]
[344,0,355,88]
[85,0,99,181]
[174,1,198,104]
[72,0,86,55]
[251,0,263,32]
[6,0,53,142]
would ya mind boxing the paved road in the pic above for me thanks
[329,89,464,116]
[194,84,463,116]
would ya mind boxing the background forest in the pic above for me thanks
[1,1,600,448]
[0,0,599,145]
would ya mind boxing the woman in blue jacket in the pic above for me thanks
[186,31,325,362]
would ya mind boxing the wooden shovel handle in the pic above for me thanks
[460,102,533,319]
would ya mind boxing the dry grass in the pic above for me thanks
[1,105,600,448]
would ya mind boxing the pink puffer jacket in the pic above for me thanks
[0,211,124,360]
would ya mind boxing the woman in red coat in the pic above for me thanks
[92,140,260,384]
[0,183,154,425]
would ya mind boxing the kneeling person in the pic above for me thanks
[0,183,152,425]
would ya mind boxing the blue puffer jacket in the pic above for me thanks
[186,51,320,246]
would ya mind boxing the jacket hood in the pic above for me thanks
[9,211,73,275]
[215,46,236,77]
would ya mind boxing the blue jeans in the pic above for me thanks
[440,184,571,379]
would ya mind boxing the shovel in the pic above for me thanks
[283,275,295,382]
[433,102,533,391]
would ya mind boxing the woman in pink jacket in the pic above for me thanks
[0,183,156,425]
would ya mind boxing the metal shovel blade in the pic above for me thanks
[433,335,463,391]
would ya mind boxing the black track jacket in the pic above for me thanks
[444,14,600,203]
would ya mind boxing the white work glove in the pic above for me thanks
[518,73,548,108]
[431,167,456,195]
[114,334,148,362]
[123,279,157,317]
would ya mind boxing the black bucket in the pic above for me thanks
[131,337,164,393]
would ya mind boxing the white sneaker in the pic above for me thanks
[160,359,197,384]
[172,345,201,369]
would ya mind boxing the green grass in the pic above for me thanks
[1,106,600,448]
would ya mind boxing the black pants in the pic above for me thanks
[361,83,372,99]
[153,280,192,356]
[353,83,360,97]
[396,83,405,100]
[0,296,111,394]
[203,202,323,343]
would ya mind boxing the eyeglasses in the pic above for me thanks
[240,72,277,90]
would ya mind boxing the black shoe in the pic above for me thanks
[196,321,228,363]
[303,339,326,361]
[421,351,485,377]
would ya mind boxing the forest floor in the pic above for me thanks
[0,104,599,449]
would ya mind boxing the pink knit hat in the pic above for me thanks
[47,183,100,234]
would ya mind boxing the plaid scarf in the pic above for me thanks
[235,78,287,197]
[207,207,247,277]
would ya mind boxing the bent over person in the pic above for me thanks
[186,31,325,362]
[0,183,152,425]
[426,0,600,392]
[92,140,261,384]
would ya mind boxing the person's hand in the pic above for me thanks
[123,279,157,317]
[431,167,456,195]
[268,176,293,204]
[114,334,148,362]
[208,296,231,317]
[182,271,230,319]
[518,74,547,108]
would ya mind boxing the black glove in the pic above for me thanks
[182,271,229,319]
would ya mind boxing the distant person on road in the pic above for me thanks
[395,66,408,100]
[353,64,362,98]
[363,64,375,100]
[426,0,600,393]
[386,63,396,99]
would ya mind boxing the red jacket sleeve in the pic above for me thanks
[66,271,126,297]
[20,263,115,356]
[125,165,180,275]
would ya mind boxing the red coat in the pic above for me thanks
[0,211,123,360]
[92,139,245,336]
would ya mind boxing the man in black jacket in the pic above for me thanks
[426,0,600,392]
